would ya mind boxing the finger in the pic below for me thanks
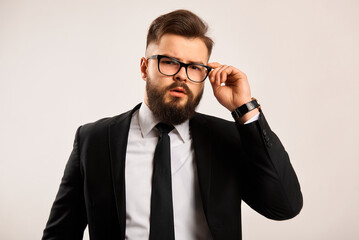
[208,62,221,69]
[213,65,229,86]
[219,65,232,85]
[219,65,247,85]
[208,64,223,84]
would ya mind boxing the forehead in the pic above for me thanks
[147,34,209,64]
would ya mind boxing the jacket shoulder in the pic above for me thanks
[77,104,140,139]
[191,112,240,142]
[191,112,236,132]
[192,112,234,126]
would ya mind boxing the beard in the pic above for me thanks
[146,78,203,125]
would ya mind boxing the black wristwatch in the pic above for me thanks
[231,98,260,120]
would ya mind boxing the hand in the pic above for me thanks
[208,62,252,111]
[207,62,259,123]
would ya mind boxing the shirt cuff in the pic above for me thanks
[244,112,260,124]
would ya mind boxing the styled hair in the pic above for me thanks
[146,9,214,56]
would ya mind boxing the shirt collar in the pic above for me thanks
[138,102,190,143]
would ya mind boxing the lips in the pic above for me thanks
[169,87,187,98]
[171,87,186,94]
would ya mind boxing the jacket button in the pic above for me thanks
[262,129,267,136]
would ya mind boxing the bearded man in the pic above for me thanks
[42,9,302,240]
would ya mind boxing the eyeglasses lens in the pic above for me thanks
[158,57,209,83]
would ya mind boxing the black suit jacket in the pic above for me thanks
[42,103,302,240]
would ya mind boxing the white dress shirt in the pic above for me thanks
[125,103,259,240]
[125,103,212,240]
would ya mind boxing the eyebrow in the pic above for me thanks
[163,54,206,65]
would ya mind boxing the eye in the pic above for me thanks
[161,59,178,65]
[189,64,202,71]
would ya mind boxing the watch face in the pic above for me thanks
[247,101,258,111]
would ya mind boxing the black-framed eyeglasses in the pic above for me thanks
[147,55,212,83]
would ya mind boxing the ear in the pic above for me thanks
[140,57,148,81]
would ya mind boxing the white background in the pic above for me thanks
[1,0,358,239]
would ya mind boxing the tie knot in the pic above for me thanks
[155,123,174,135]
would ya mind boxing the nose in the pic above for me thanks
[174,65,188,82]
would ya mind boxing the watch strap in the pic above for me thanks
[231,99,260,119]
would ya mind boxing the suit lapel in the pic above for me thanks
[108,103,141,239]
[190,113,214,218]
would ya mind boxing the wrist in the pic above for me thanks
[231,98,260,124]
[235,108,260,124]
[229,97,252,112]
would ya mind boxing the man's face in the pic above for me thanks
[141,34,209,124]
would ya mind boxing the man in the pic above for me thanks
[42,9,302,240]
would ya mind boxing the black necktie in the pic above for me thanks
[149,123,175,240]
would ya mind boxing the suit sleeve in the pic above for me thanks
[42,127,87,240]
[237,112,303,220]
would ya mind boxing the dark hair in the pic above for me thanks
[146,9,214,56]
